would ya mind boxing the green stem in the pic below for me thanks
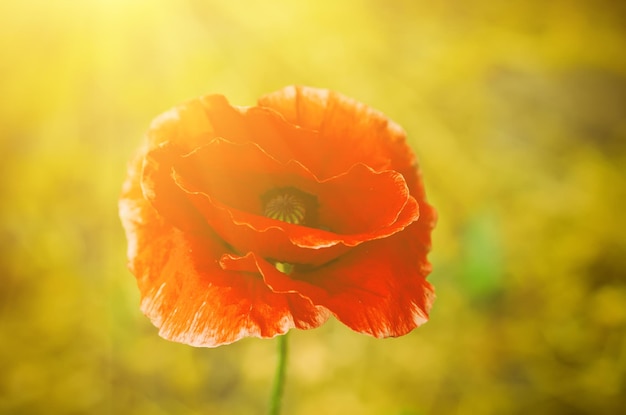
[268,333,289,415]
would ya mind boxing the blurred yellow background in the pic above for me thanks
[1,0,625,414]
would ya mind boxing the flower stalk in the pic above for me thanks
[268,333,289,415]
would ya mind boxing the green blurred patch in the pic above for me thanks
[459,212,504,301]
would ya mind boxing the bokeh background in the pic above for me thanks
[1,0,625,414]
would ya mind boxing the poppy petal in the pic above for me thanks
[173,137,417,233]
[170,141,420,266]
[120,152,329,347]
[245,225,435,338]
[258,86,416,179]
[314,231,433,338]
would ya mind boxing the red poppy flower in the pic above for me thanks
[119,86,436,347]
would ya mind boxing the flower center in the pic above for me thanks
[264,193,305,225]
[262,187,317,226]
[262,187,318,275]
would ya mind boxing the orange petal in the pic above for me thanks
[258,86,416,180]
[120,150,329,347]
[221,224,435,339]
